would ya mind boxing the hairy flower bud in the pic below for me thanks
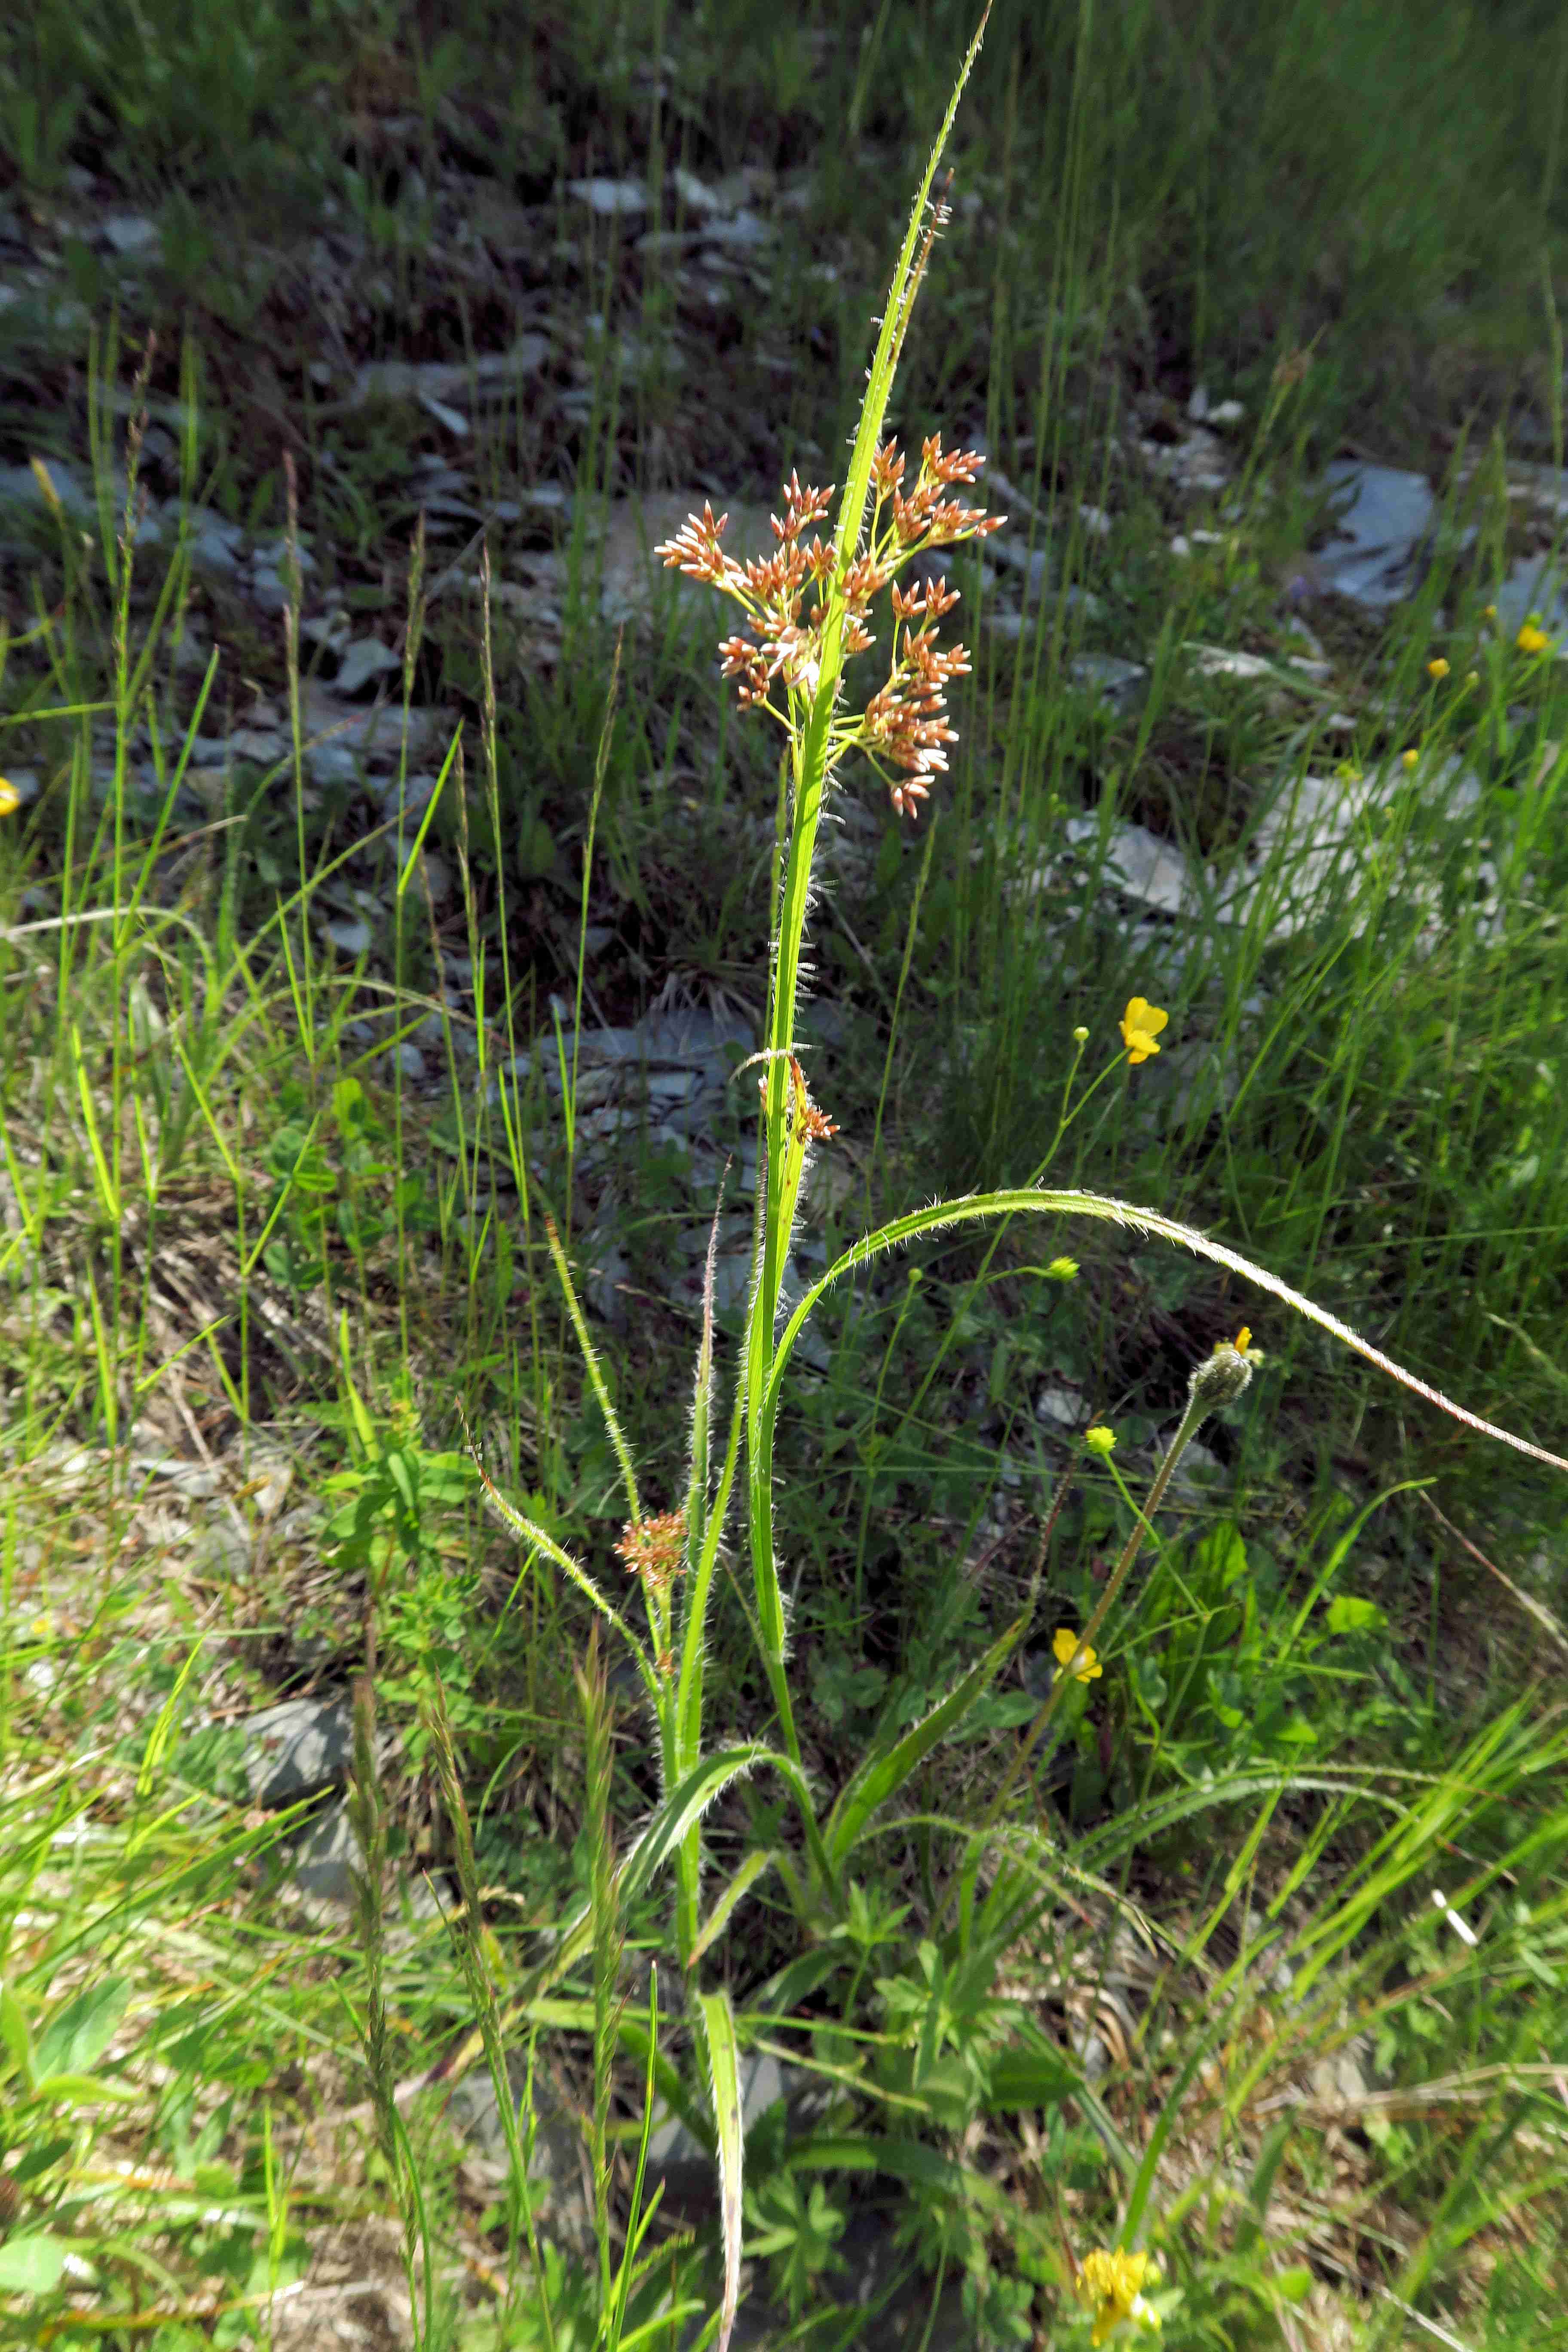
[1186,1327,1262,1414]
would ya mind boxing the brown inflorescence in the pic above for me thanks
[615,1508,689,1602]
[654,432,1003,822]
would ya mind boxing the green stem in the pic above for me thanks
[975,1389,1213,1848]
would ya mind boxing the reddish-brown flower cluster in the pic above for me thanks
[616,1508,689,1600]
[756,1054,839,1144]
[788,1054,838,1143]
[862,570,970,815]
[654,435,1002,821]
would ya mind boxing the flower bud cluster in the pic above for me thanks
[655,435,1004,821]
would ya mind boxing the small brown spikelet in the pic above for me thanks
[616,1508,689,1597]
[788,1054,838,1144]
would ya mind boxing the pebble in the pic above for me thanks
[241,1695,354,1807]
[324,917,373,955]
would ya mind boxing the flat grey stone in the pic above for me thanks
[180,508,244,579]
[304,741,362,788]
[0,461,92,520]
[350,340,549,410]
[1493,550,1568,644]
[336,638,405,696]
[301,682,446,766]
[1066,817,1193,916]
[102,214,161,258]
[646,2052,796,2197]
[324,917,373,956]
[187,1516,254,1580]
[242,1696,353,1806]
[1068,652,1147,711]
[447,2064,593,2255]
[566,176,648,217]
[1305,460,1441,609]
[291,1798,361,1902]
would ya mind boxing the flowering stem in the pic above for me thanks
[972,1389,1213,1846]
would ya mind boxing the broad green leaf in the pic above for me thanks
[0,1979,35,2088]
[1325,1595,1386,1635]
[31,2072,138,2107]
[697,1988,744,2352]
[824,1620,1025,1877]
[34,1978,131,2082]
[0,2234,73,2292]
[783,2133,1013,2219]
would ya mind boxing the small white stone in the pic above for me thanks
[566,177,648,217]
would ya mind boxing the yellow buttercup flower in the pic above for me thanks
[1078,2247,1161,2345]
[1054,1627,1103,1684]
[1119,996,1168,1065]
[0,777,20,818]
[1517,619,1552,655]
[1084,1424,1116,1455]
[1400,748,1419,769]
[1426,657,1449,679]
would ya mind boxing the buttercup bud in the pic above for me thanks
[1186,1327,1261,1414]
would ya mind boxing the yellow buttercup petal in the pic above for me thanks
[1054,1627,1103,1683]
[1119,996,1169,1065]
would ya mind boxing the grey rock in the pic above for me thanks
[701,208,772,251]
[566,176,648,217]
[229,726,288,765]
[251,535,317,578]
[1299,460,1446,610]
[250,566,289,617]
[102,214,161,259]
[305,740,362,788]
[646,2052,796,2196]
[187,1515,254,1581]
[178,506,245,579]
[350,339,550,411]
[324,917,373,956]
[1066,816,1194,917]
[584,1232,631,1329]
[0,461,92,521]
[131,1451,221,1498]
[242,1696,354,1806]
[1035,1382,1087,1428]
[243,1447,295,1519]
[673,167,725,216]
[300,609,353,655]
[302,682,446,766]
[1308,2047,1369,2110]
[447,2063,594,2256]
[387,1041,427,1082]
[291,1798,362,1903]
[1068,652,1147,712]
[1493,550,1568,644]
[336,637,405,696]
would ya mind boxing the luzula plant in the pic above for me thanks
[459,9,1568,2344]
